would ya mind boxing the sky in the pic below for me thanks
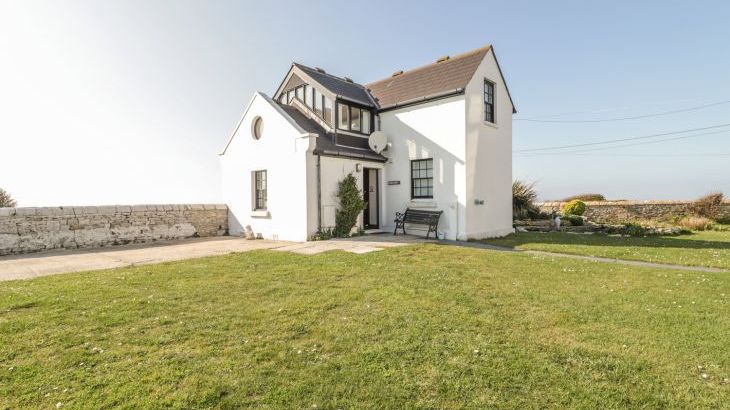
[1,0,729,206]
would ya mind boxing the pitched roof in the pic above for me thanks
[366,44,515,112]
[278,104,386,162]
[293,63,377,107]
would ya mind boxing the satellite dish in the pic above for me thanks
[368,131,389,154]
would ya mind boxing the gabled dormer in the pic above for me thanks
[273,63,377,138]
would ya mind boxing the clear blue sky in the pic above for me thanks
[2,0,729,206]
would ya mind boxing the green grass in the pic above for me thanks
[1,245,728,408]
[481,230,730,270]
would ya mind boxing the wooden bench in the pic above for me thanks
[393,208,443,239]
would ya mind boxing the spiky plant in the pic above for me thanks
[512,180,539,220]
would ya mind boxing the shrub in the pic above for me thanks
[562,200,586,216]
[310,228,334,241]
[563,215,584,226]
[623,223,647,236]
[512,180,540,219]
[678,216,714,231]
[0,188,16,207]
[333,173,366,237]
[562,193,606,202]
[690,192,724,220]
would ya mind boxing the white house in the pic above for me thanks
[220,44,516,241]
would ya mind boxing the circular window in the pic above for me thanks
[251,116,263,140]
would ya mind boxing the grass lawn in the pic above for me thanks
[1,245,728,408]
[481,229,730,270]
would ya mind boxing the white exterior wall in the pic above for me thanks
[220,93,313,241]
[307,155,385,234]
[379,96,466,240]
[463,49,514,238]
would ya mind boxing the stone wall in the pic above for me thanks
[538,200,730,223]
[0,204,228,256]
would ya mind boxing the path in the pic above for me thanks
[0,234,724,281]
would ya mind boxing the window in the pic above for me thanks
[304,85,312,108]
[411,159,433,199]
[295,86,304,101]
[323,96,333,124]
[484,79,495,123]
[338,103,349,129]
[254,170,267,210]
[336,102,372,135]
[314,88,323,117]
[251,116,263,140]
[287,90,294,103]
[362,110,371,134]
[350,106,361,132]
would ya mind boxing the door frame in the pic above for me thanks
[363,167,380,229]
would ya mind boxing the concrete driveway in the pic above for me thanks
[0,235,423,281]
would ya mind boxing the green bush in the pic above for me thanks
[564,215,584,226]
[562,200,586,216]
[623,223,646,236]
[333,173,366,237]
[562,193,605,202]
[512,180,540,220]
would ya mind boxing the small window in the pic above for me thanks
[253,170,267,210]
[484,79,495,123]
[287,90,294,103]
[323,96,333,125]
[350,107,361,132]
[295,86,304,101]
[411,159,433,199]
[251,116,263,140]
[304,85,312,107]
[337,103,349,129]
[314,88,323,117]
[362,110,371,134]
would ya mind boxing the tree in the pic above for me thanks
[0,188,16,208]
[333,173,366,237]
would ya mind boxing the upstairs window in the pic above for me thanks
[411,159,433,199]
[338,103,349,129]
[323,97,333,124]
[253,170,267,210]
[336,102,372,135]
[484,79,495,123]
[304,85,312,107]
[314,88,323,118]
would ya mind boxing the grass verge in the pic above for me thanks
[1,245,728,408]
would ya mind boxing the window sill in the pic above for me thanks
[251,210,270,218]
[483,121,498,129]
[409,200,437,208]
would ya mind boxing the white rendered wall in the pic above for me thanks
[379,96,466,240]
[313,155,384,234]
[464,49,514,238]
[220,93,312,241]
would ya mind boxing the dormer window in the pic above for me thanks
[335,101,372,135]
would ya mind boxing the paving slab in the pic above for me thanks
[0,237,286,281]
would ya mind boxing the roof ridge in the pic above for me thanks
[293,62,367,88]
[365,44,491,86]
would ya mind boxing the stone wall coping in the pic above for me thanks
[539,200,730,207]
[0,204,228,217]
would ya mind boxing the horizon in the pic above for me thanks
[2,1,729,206]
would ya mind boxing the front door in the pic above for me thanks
[363,168,379,229]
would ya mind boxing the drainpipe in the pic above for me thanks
[317,154,322,232]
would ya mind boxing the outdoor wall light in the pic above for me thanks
[355,163,362,172]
